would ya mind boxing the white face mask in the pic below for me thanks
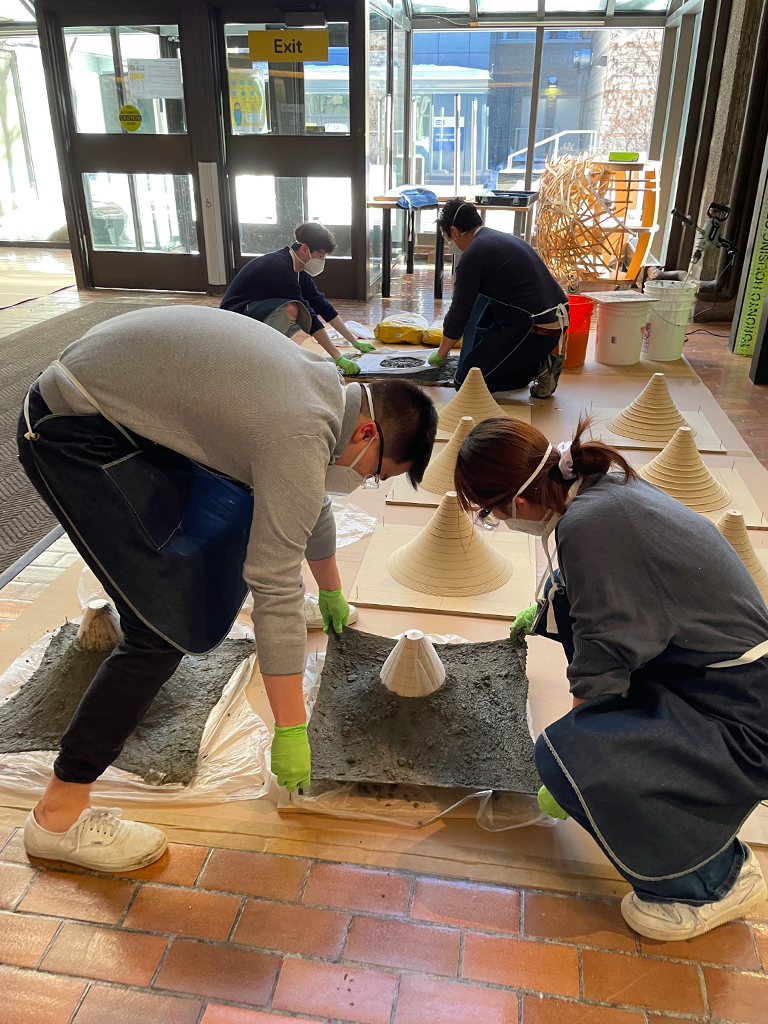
[325,385,378,495]
[303,256,325,277]
[502,444,556,537]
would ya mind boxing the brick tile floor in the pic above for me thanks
[1,833,767,1023]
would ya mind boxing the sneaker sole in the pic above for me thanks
[25,835,168,875]
[621,879,768,941]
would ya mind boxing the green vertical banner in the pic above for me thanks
[734,177,768,355]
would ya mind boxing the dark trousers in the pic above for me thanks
[18,389,184,784]
[533,573,744,906]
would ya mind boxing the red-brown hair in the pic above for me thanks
[454,415,636,517]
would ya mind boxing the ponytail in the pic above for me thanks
[454,415,636,517]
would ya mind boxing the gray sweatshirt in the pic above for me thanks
[557,475,768,699]
[38,305,362,676]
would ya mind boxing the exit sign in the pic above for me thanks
[248,29,329,63]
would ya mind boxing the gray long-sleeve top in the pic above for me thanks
[556,475,768,699]
[37,305,361,676]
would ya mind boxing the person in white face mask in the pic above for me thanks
[454,415,768,943]
[17,305,437,874]
[221,222,373,375]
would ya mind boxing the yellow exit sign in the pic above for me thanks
[248,29,329,63]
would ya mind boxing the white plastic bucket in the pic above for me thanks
[643,281,698,361]
[594,300,653,365]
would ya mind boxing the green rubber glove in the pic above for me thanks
[538,785,569,820]
[353,340,376,354]
[510,603,538,642]
[318,587,350,634]
[428,350,448,367]
[335,355,360,375]
[271,724,311,792]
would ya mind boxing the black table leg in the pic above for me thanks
[406,208,415,274]
[434,220,444,300]
[381,207,391,298]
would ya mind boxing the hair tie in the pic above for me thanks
[557,441,577,480]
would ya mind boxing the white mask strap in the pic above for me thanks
[513,443,552,514]
[349,384,376,471]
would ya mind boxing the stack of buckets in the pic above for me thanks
[642,280,698,361]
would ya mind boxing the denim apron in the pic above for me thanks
[532,510,768,881]
[22,364,253,655]
[455,294,568,391]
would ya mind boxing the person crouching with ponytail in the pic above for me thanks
[454,416,768,941]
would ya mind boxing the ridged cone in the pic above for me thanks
[717,509,768,604]
[639,427,730,512]
[380,629,446,697]
[421,416,475,496]
[607,373,691,442]
[76,599,122,652]
[387,491,514,597]
[438,367,510,432]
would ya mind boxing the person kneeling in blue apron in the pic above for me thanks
[428,199,569,398]
[17,305,437,873]
[454,417,768,941]
[220,221,373,376]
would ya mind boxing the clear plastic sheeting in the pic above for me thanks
[282,634,551,832]
[345,321,375,340]
[331,496,377,548]
[0,601,271,806]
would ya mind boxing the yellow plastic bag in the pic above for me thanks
[423,321,462,349]
[374,313,428,346]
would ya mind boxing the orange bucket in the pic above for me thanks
[563,295,594,369]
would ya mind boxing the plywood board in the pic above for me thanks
[590,407,724,453]
[387,477,442,507]
[351,523,536,619]
[435,400,532,440]
[632,461,768,529]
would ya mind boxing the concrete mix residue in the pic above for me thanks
[0,623,254,785]
[308,628,541,793]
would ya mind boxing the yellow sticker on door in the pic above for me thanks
[248,29,329,64]
[118,104,142,132]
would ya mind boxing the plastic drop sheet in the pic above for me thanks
[281,633,551,832]
[0,579,271,805]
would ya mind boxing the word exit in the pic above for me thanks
[249,29,329,64]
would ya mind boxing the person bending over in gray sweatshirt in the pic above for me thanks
[17,305,437,873]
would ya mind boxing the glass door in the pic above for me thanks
[222,4,358,299]
[47,11,207,291]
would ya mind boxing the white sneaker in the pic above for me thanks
[24,807,168,873]
[304,592,358,630]
[621,844,767,941]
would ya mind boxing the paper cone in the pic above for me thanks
[380,630,446,697]
[438,367,510,433]
[388,491,514,597]
[607,373,691,442]
[76,599,122,652]
[421,416,475,496]
[717,509,768,604]
[639,427,730,512]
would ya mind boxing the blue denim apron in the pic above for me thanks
[22,368,252,655]
[533,571,768,881]
[455,294,568,391]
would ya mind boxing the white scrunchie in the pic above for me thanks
[557,441,578,480]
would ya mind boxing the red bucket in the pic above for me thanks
[563,295,594,369]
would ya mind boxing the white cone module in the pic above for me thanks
[717,509,768,603]
[639,427,731,512]
[76,599,122,651]
[380,630,446,697]
[438,367,510,433]
[422,416,475,496]
[606,373,690,442]
[387,491,514,597]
